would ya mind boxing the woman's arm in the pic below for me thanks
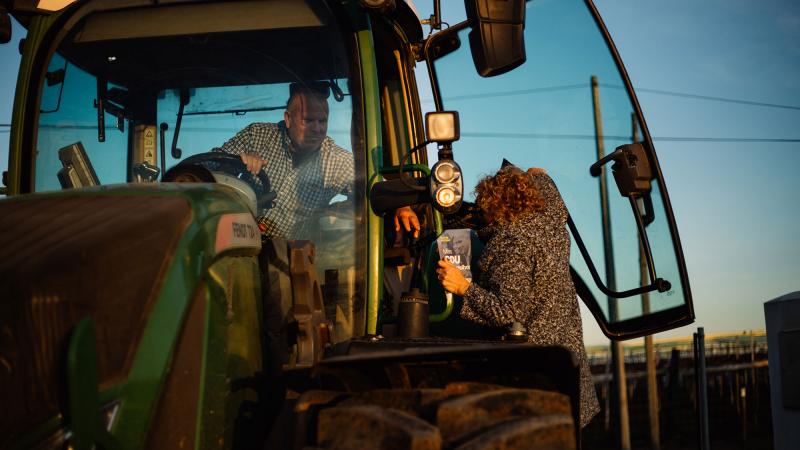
[218,124,268,175]
[459,237,538,328]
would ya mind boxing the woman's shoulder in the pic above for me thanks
[491,208,555,250]
[480,222,536,270]
[528,172,559,202]
[490,215,538,247]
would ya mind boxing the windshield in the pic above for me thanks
[33,0,365,342]
[430,0,688,326]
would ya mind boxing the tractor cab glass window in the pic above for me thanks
[428,0,692,337]
[32,0,366,342]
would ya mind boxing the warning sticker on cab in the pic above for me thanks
[215,213,261,255]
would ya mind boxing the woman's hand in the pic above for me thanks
[436,260,471,297]
[527,167,546,175]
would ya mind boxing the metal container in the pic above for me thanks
[764,291,800,450]
[398,289,429,338]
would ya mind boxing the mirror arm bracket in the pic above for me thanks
[630,196,658,283]
[568,215,671,299]
[422,20,471,112]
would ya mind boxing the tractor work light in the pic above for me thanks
[430,159,463,214]
[425,111,460,143]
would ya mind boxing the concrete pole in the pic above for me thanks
[592,75,630,450]
[633,113,661,450]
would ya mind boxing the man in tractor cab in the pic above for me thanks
[220,82,420,238]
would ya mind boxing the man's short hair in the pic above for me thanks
[288,81,331,106]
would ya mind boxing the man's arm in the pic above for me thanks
[240,154,268,176]
[219,123,268,175]
[459,235,538,328]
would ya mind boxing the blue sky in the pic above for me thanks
[1,1,798,345]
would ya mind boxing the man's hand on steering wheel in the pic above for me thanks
[165,151,276,214]
[240,153,268,176]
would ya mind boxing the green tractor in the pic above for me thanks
[0,0,694,449]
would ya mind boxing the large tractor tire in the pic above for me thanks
[291,382,576,450]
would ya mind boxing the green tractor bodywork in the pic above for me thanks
[0,1,695,448]
[1,184,264,448]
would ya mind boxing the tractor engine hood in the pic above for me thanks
[0,183,259,443]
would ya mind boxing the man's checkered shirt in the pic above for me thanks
[220,122,354,238]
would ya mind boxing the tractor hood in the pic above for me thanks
[0,183,260,444]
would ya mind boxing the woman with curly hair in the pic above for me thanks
[436,165,600,428]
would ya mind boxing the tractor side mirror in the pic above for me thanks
[464,0,526,77]
[0,8,11,44]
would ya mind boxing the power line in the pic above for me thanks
[437,83,587,102]
[464,131,611,140]
[421,83,800,111]
[654,137,800,143]
[461,131,800,143]
[3,125,798,142]
[599,83,800,111]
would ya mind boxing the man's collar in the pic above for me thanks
[278,120,294,158]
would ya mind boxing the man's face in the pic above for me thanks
[453,235,468,252]
[285,93,329,155]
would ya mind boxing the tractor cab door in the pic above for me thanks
[426,0,693,340]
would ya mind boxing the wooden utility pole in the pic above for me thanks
[633,113,661,450]
[694,328,711,450]
[592,75,630,450]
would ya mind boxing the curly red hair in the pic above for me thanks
[475,167,545,224]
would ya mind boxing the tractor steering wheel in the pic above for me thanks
[164,152,277,213]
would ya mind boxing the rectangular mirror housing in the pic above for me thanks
[0,7,11,44]
[465,0,526,77]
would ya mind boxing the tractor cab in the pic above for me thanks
[0,1,696,448]
[19,0,370,344]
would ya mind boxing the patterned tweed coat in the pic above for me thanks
[461,172,601,428]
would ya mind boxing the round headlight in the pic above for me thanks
[429,158,464,213]
[359,0,396,12]
[435,186,457,208]
[434,162,457,183]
